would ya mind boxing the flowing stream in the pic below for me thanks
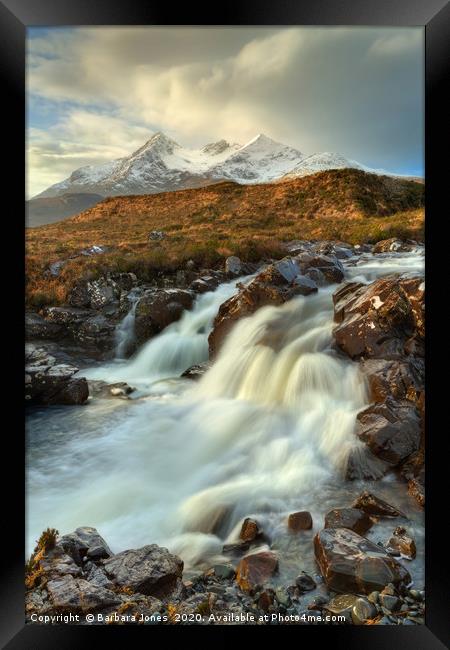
[26,249,425,586]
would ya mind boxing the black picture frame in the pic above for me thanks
[2,0,448,647]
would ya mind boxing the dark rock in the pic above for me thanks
[239,518,261,542]
[26,312,64,340]
[235,551,278,593]
[25,345,89,406]
[103,544,183,598]
[225,256,242,276]
[213,564,235,580]
[43,306,92,327]
[314,527,411,595]
[288,511,313,531]
[324,508,373,535]
[379,594,400,611]
[360,358,424,405]
[345,446,390,480]
[46,575,121,612]
[257,589,275,611]
[222,541,250,555]
[75,315,116,350]
[408,471,425,507]
[190,276,219,293]
[149,230,166,241]
[58,527,112,565]
[332,276,424,360]
[351,597,378,624]
[295,572,316,592]
[352,491,405,517]
[134,289,194,345]
[181,362,211,380]
[292,275,318,295]
[355,398,421,466]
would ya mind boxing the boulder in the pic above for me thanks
[58,527,113,565]
[43,306,92,327]
[345,446,390,481]
[288,511,313,531]
[69,273,137,309]
[26,312,64,341]
[225,256,242,276]
[314,527,411,595]
[295,252,345,284]
[25,345,89,406]
[103,544,183,598]
[235,551,278,592]
[333,276,424,360]
[190,276,219,294]
[352,491,405,518]
[324,508,373,535]
[134,289,194,345]
[239,518,261,542]
[148,230,166,241]
[356,398,421,466]
[46,575,121,612]
[408,470,425,507]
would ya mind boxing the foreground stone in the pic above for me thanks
[324,508,372,535]
[59,527,113,564]
[134,289,194,345]
[236,551,278,593]
[314,527,411,595]
[25,344,88,406]
[352,491,405,518]
[372,238,418,254]
[46,575,120,612]
[386,527,417,559]
[239,518,261,542]
[288,511,313,531]
[103,545,183,598]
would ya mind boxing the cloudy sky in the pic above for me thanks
[27,26,424,198]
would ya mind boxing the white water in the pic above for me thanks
[114,290,140,359]
[27,249,425,579]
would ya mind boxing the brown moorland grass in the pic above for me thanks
[26,169,424,308]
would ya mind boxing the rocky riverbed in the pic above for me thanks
[25,237,425,625]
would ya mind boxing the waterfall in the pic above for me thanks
[27,249,425,575]
[114,290,140,359]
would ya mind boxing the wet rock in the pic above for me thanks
[345,446,390,480]
[292,275,318,295]
[239,518,261,542]
[25,345,89,406]
[222,541,250,556]
[352,491,405,518]
[134,289,194,345]
[46,575,121,612]
[103,545,183,598]
[295,572,316,592]
[304,267,326,286]
[235,551,278,593]
[295,252,345,284]
[287,511,313,531]
[386,527,416,559]
[257,589,275,611]
[26,312,64,341]
[225,256,242,276]
[332,276,424,360]
[408,471,425,507]
[360,358,424,405]
[181,362,211,380]
[314,527,411,595]
[351,597,378,624]
[88,380,135,399]
[324,594,359,622]
[58,527,113,565]
[355,398,421,466]
[324,508,373,535]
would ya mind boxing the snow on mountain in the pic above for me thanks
[35,132,385,199]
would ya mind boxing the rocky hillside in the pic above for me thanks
[26,169,424,308]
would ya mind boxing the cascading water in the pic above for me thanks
[26,249,425,582]
[114,289,140,359]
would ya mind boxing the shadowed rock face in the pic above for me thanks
[134,289,194,345]
[324,508,373,535]
[314,528,411,595]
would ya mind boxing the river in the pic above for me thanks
[26,248,425,587]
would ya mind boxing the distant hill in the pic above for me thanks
[26,193,104,227]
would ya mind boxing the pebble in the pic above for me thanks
[380,594,400,611]
[351,598,378,625]
[368,591,379,604]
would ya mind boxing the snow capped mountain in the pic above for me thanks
[35,132,386,200]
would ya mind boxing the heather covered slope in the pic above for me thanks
[26,169,424,307]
